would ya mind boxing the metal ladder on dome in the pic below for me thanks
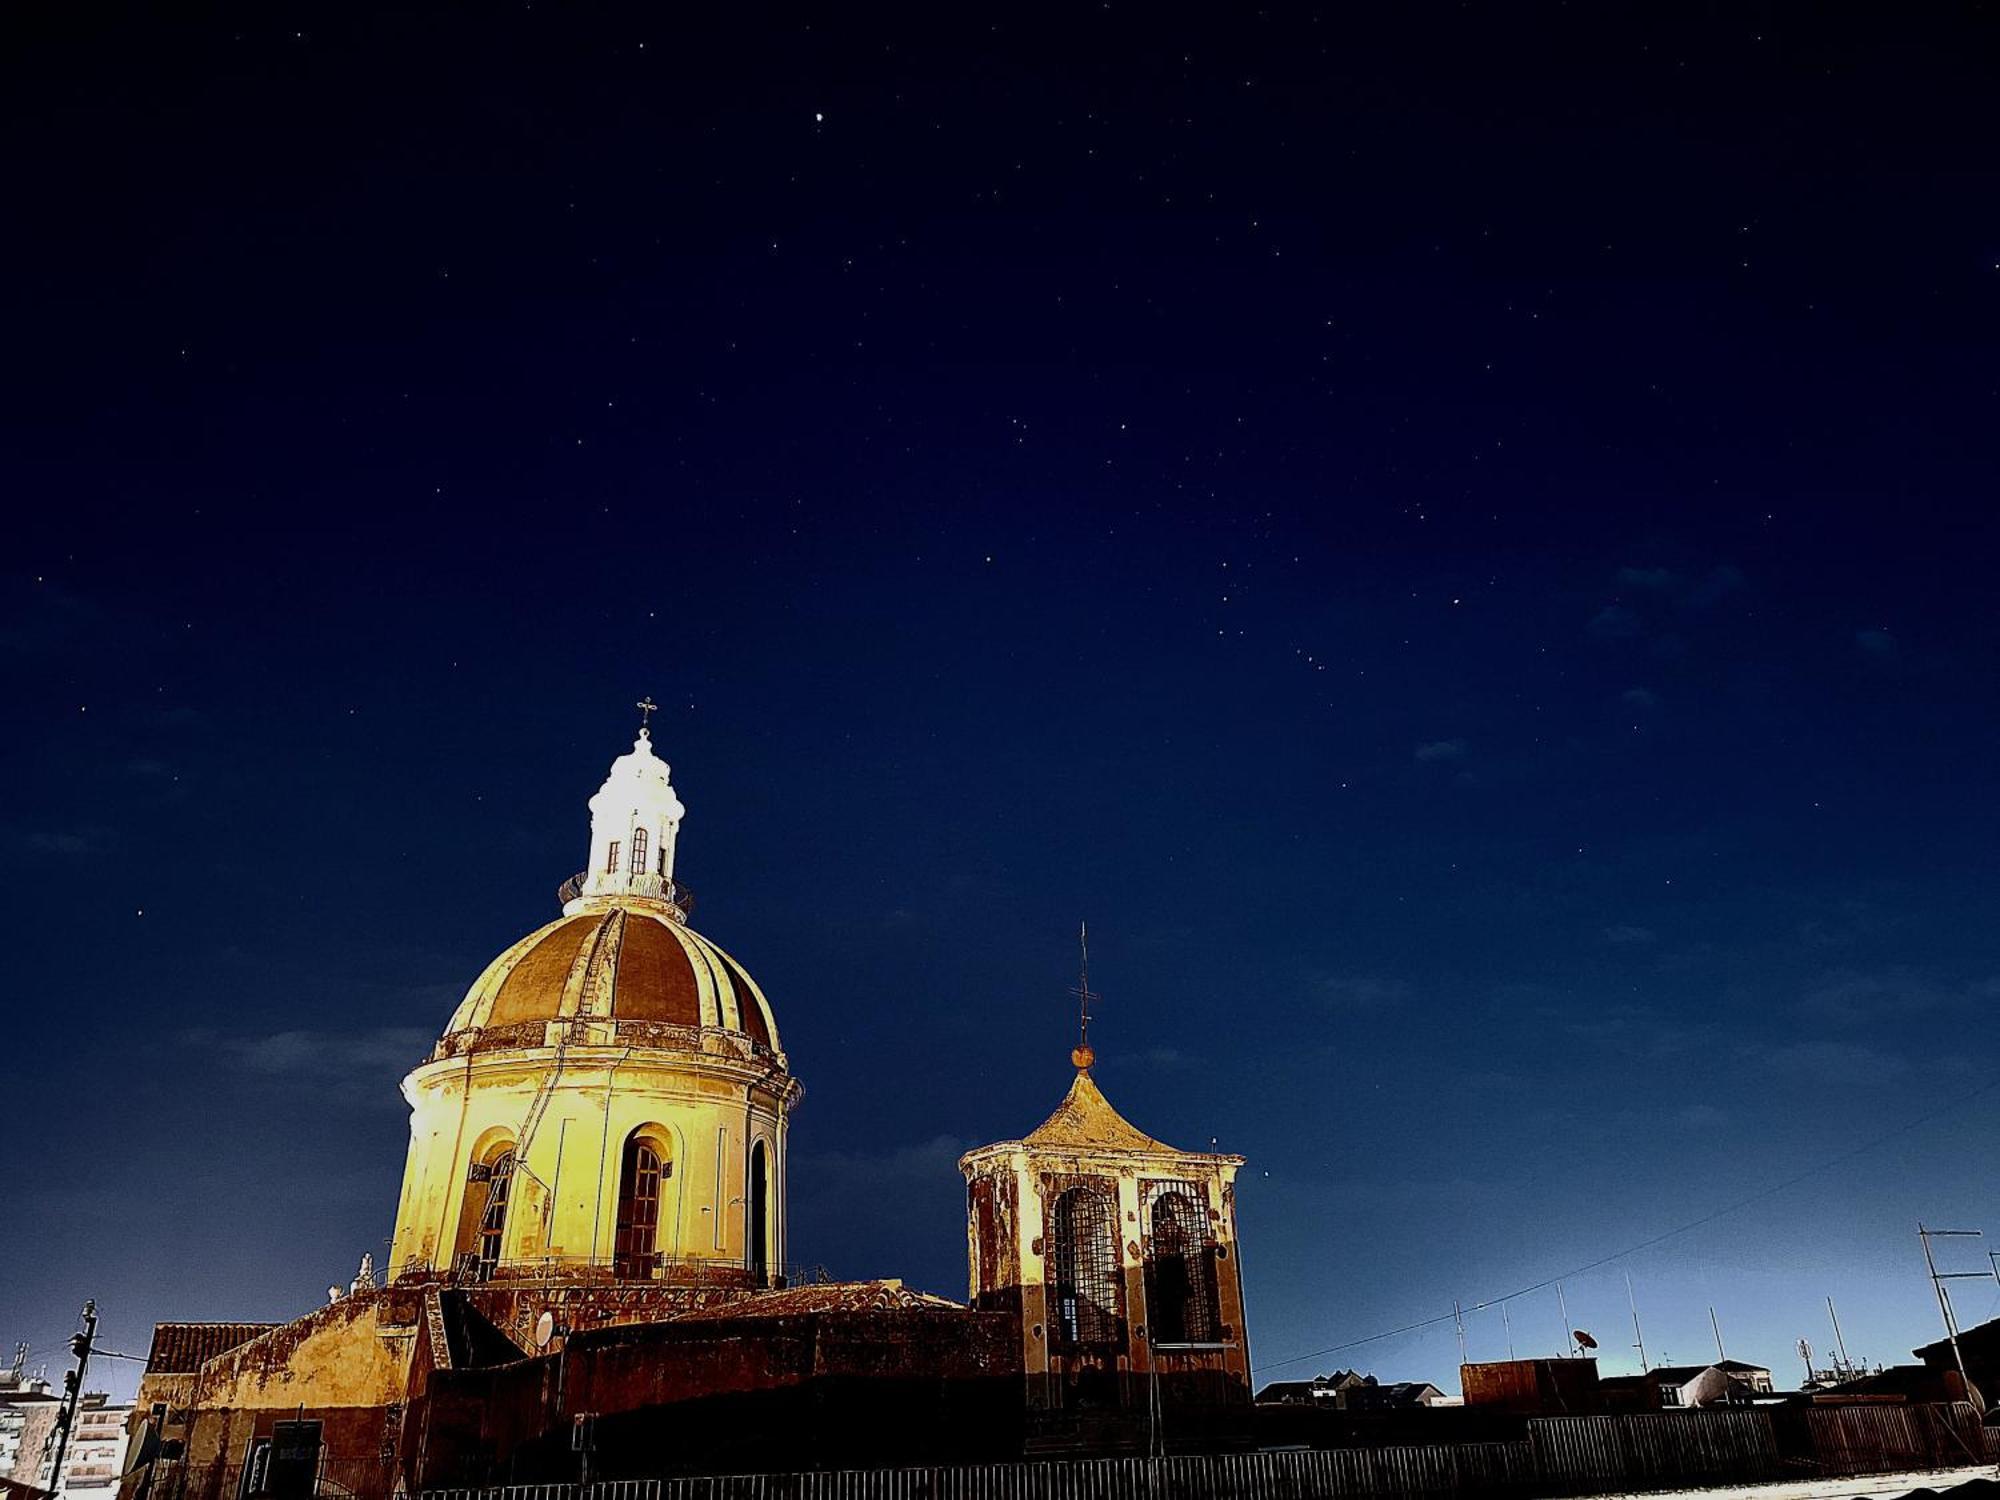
[515,908,626,1192]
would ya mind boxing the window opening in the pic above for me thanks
[475,1151,515,1280]
[604,840,621,874]
[615,1136,664,1277]
[748,1140,770,1287]
[1144,1182,1221,1344]
[629,826,649,876]
[1048,1186,1120,1349]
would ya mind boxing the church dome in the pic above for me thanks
[433,904,779,1058]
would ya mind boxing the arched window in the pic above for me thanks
[475,1151,515,1281]
[615,1133,668,1278]
[1144,1184,1221,1345]
[629,827,649,876]
[748,1140,770,1288]
[1048,1186,1120,1349]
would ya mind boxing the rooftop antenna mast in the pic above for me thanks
[1557,1281,1577,1358]
[1710,1306,1726,1363]
[1827,1296,1853,1377]
[1918,1222,1983,1393]
[1068,921,1100,1070]
[1625,1272,1649,1373]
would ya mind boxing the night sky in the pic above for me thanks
[6,5,1999,1396]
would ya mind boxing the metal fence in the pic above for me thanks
[418,1405,1998,1500]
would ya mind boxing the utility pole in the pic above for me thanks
[1918,1223,1983,1394]
[1709,1306,1726,1363]
[1625,1273,1648,1373]
[1557,1281,1577,1358]
[1454,1301,1467,1366]
[46,1300,97,1492]
[1502,1299,1516,1362]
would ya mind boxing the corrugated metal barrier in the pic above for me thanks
[423,1404,1994,1500]
[1531,1409,1782,1489]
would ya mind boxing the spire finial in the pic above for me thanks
[1068,920,1099,1071]
[636,695,658,738]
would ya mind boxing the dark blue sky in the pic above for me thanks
[5,4,1998,1394]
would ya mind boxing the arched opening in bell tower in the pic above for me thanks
[1144,1183,1221,1344]
[1048,1185,1120,1349]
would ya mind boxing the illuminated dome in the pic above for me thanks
[434,904,779,1057]
[389,711,800,1288]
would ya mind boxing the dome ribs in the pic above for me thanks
[572,908,627,1020]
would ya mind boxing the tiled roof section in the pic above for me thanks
[671,1280,962,1322]
[1023,1070,1178,1153]
[145,1323,281,1373]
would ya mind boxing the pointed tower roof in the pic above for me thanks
[1023,1068,1178,1153]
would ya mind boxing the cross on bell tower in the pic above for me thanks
[1068,920,1100,1072]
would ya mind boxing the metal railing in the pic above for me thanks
[556,871,695,915]
[409,1252,835,1291]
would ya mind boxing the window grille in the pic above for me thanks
[476,1152,515,1279]
[1144,1181,1222,1344]
[614,1137,663,1277]
[1048,1186,1120,1349]
[629,827,649,876]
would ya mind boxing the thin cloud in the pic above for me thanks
[1414,738,1467,764]
[183,1026,433,1098]
[1764,1038,1909,1085]
[1855,627,1899,662]
[1316,975,1408,1010]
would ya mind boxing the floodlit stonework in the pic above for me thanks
[387,727,800,1288]
[960,1052,1252,1415]
[126,723,1258,1495]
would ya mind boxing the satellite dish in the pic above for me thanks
[534,1312,556,1349]
[1574,1330,1599,1350]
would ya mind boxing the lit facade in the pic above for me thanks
[960,1049,1252,1415]
[387,727,801,1287]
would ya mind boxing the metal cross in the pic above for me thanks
[636,696,658,730]
[1067,920,1101,1050]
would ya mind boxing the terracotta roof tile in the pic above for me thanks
[144,1323,281,1374]
[670,1280,961,1322]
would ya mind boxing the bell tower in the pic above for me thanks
[958,946,1252,1419]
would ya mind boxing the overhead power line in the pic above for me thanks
[1252,1072,2000,1377]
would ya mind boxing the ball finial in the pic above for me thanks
[1071,1043,1095,1071]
